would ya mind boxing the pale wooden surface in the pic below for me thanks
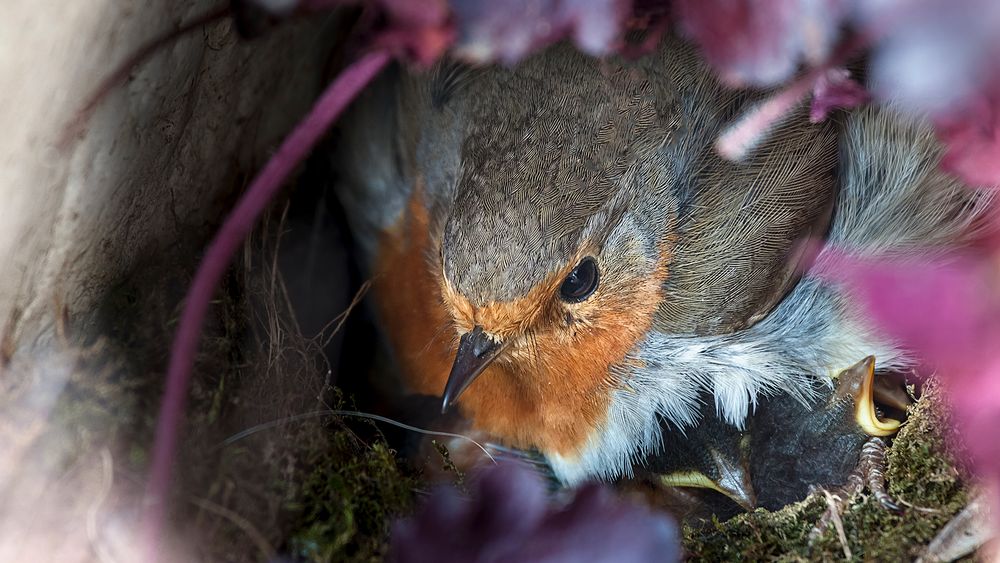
[0,3,334,559]
[0,0,331,346]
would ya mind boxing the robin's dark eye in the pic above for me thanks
[559,257,599,303]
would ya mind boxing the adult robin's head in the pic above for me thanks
[401,40,839,467]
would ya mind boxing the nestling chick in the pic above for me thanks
[749,356,903,511]
[334,35,993,486]
[634,355,906,517]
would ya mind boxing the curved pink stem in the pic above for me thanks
[141,48,391,560]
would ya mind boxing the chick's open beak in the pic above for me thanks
[846,356,902,437]
[441,325,503,413]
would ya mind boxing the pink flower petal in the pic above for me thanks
[675,0,848,87]
[935,89,1000,188]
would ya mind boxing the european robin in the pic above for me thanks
[333,35,993,488]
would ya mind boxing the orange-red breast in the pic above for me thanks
[334,35,993,485]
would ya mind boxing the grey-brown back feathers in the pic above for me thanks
[830,106,994,252]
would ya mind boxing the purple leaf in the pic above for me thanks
[450,0,632,64]
[817,255,993,372]
[391,462,680,563]
[864,0,1000,186]
[934,88,1000,188]
[675,0,848,87]
[373,0,455,65]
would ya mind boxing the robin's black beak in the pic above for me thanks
[441,325,502,413]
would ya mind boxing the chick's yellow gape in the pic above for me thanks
[337,35,993,485]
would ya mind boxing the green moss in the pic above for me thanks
[684,383,967,561]
[285,432,419,562]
